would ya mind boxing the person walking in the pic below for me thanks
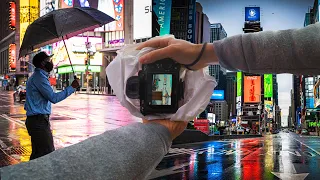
[24,51,80,160]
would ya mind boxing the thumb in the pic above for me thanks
[139,46,174,64]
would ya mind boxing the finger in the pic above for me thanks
[139,46,174,64]
[136,37,173,50]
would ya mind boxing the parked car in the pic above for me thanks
[13,85,26,102]
[301,129,309,135]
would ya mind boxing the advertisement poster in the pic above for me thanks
[52,37,103,67]
[60,0,73,8]
[9,44,16,71]
[9,2,16,30]
[133,0,152,39]
[244,76,261,103]
[20,0,39,45]
[152,0,172,36]
[264,74,273,98]
[187,0,196,43]
[264,100,273,118]
[237,72,242,97]
[76,0,124,32]
[245,7,260,21]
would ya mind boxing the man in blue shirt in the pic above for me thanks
[24,51,80,160]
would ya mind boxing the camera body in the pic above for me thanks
[126,58,184,115]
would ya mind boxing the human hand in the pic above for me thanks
[142,119,188,140]
[71,79,80,89]
[137,36,218,70]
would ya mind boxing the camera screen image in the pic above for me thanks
[151,74,172,105]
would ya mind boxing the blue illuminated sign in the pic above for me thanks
[211,90,225,100]
[187,0,196,43]
[245,7,260,21]
[153,0,172,36]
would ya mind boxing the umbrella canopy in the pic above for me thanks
[19,7,114,58]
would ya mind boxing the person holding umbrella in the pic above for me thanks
[24,51,80,160]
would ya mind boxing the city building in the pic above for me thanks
[208,23,227,83]
[226,72,237,116]
[212,100,228,125]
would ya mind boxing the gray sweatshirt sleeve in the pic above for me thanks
[213,22,320,75]
[0,123,172,180]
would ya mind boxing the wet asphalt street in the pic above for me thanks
[1,90,320,179]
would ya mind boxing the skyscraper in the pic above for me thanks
[208,23,227,83]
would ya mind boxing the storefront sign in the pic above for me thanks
[9,2,16,30]
[194,119,209,134]
[245,7,260,21]
[58,65,101,74]
[187,0,196,43]
[9,44,16,71]
[133,0,152,39]
[244,76,261,103]
[152,0,172,36]
[264,74,273,98]
[20,0,39,45]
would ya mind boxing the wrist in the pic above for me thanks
[190,43,217,70]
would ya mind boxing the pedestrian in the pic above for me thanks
[2,22,320,180]
[24,51,80,160]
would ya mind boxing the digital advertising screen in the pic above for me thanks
[245,7,260,21]
[264,74,273,98]
[74,0,124,31]
[211,90,225,100]
[244,76,261,103]
[52,36,103,67]
[133,0,152,39]
[151,74,172,105]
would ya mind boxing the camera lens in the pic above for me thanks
[126,76,140,99]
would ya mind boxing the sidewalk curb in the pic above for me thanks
[173,130,263,145]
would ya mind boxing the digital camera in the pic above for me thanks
[126,58,184,115]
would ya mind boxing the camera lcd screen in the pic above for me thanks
[151,74,172,105]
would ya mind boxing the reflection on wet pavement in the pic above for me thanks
[1,91,320,179]
[0,91,140,166]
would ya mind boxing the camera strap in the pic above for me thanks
[185,42,208,70]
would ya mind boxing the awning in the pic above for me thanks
[98,46,122,55]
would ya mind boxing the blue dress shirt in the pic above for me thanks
[24,68,75,116]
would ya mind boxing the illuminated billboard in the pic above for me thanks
[60,0,73,8]
[75,0,124,32]
[237,72,242,96]
[9,44,16,71]
[133,0,152,39]
[211,90,225,100]
[244,76,261,103]
[52,37,103,67]
[245,7,260,21]
[20,0,39,45]
[9,2,16,30]
[153,0,172,36]
[264,74,273,98]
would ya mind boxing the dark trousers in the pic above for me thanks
[25,114,55,160]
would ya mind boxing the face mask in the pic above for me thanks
[45,61,54,72]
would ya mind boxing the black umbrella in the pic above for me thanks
[19,7,115,75]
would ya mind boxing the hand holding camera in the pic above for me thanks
[137,37,217,70]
